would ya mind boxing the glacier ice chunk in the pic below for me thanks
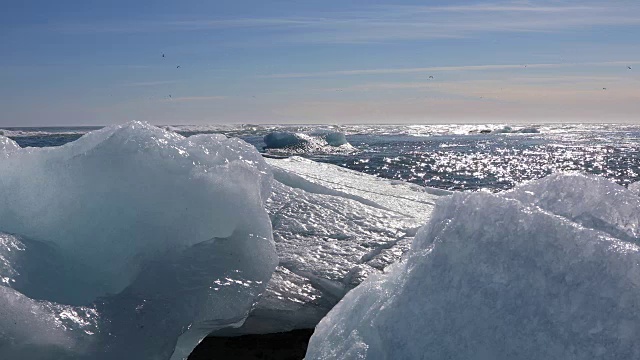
[263,131,355,155]
[0,122,277,359]
[306,173,640,360]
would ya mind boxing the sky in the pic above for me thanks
[1,0,640,126]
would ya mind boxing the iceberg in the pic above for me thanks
[0,122,277,359]
[263,131,355,155]
[491,126,540,134]
[306,173,640,360]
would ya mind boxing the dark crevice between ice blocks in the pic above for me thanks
[188,329,315,360]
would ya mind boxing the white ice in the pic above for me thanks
[215,156,447,335]
[266,156,448,222]
[0,122,277,359]
[263,132,355,155]
[306,173,640,360]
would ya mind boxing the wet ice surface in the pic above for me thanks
[306,173,640,360]
[265,156,448,222]
[0,123,277,359]
[217,157,445,335]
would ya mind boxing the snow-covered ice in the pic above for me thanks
[306,173,640,360]
[0,122,277,359]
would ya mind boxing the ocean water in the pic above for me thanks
[3,123,639,192]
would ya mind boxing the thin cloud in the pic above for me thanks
[50,1,640,44]
[261,61,640,79]
[122,81,178,87]
[163,96,228,102]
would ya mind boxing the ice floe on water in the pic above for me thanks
[0,122,277,359]
[306,173,640,360]
[263,131,356,155]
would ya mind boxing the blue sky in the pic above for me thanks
[1,0,639,125]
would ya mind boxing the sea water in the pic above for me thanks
[5,123,640,191]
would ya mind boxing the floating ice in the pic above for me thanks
[0,122,277,359]
[491,125,540,134]
[306,173,640,360]
[308,130,348,147]
[263,131,354,155]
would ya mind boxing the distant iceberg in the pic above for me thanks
[491,125,540,134]
[306,173,640,359]
[263,130,355,155]
[0,122,277,359]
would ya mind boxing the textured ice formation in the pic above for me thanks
[307,173,640,360]
[266,156,449,222]
[0,122,277,359]
[505,173,640,242]
[263,131,354,155]
[629,181,640,196]
[214,157,446,335]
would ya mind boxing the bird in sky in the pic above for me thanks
[628,66,633,70]
[176,65,181,69]
[162,53,165,58]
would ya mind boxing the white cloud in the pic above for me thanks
[260,61,640,79]
[54,1,640,44]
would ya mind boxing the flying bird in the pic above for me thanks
[428,75,434,79]
[176,65,181,69]
[602,88,607,90]
[162,53,165,58]
[628,66,633,70]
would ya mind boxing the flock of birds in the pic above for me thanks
[163,53,180,99]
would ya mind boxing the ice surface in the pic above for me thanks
[307,173,640,360]
[215,158,446,335]
[505,173,640,242]
[308,130,348,147]
[629,181,640,196]
[266,156,448,222]
[263,131,355,155]
[0,136,20,156]
[0,122,277,359]
[491,125,540,134]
